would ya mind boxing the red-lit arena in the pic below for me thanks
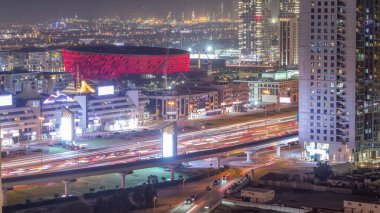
[62,46,190,79]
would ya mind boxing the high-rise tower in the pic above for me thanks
[279,0,299,67]
[238,0,272,64]
[299,0,380,162]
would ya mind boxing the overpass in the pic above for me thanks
[3,133,298,189]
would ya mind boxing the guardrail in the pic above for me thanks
[3,132,298,187]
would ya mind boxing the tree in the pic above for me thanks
[313,161,332,181]
[178,175,183,179]
[161,177,167,182]
[147,175,159,185]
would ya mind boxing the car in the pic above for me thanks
[204,204,210,209]
[185,198,193,204]
[190,195,197,201]
[205,186,212,191]
[213,180,220,186]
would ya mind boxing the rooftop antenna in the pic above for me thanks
[75,65,81,89]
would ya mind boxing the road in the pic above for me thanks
[2,115,297,178]
[168,157,279,213]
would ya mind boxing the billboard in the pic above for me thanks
[97,86,115,96]
[279,97,291,104]
[60,107,75,143]
[0,94,12,107]
[161,122,177,158]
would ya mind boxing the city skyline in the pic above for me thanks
[0,0,235,23]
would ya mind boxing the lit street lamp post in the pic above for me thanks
[182,178,185,196]
[38,116,45,164]
[153,196,157,213]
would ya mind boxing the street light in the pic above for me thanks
[153,196,157,213]
[182,178,186,196]
[38,116,45,164]
[206,46,212,52]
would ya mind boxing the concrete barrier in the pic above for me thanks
[222,198,312,213]
[258,180,352,194]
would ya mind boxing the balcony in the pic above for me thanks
[336,136,349,143]
[336,123,349,129]
[337,116,349,123]
[337,91,346,96]
[337,76,346,82]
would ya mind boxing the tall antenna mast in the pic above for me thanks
[76,64,81,89]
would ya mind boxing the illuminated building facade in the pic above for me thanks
[12,47,64,72]
[237,79,298,105]
[299,0,380,162]
[145,89,219,120]
[238,0,272,64]
[0,71,73,95]
[0,96,41,146]
[279,0,299,66]
[62,46,190,80]
[182,82,250,113]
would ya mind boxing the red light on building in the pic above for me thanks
[62,47,190,80]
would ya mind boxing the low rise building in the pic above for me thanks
[145,89,219,120]
[12,47,64,72]
[344,200,380,213]
[209,82,249,113]
[0,71,73,95]
[0,93,41,146]
[241,187,275,203]
[235,78,298,106]
[0,82,149,144]
[177,81,249,114]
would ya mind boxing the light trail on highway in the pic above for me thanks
[2,115,297,178]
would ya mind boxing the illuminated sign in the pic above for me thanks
[163,133,174,157]
[0,94,12,107]
[60,107,75,143]
[279,97,291,104]
[43,92,74,105]
[97,86,115,96]
[162,122,177,158]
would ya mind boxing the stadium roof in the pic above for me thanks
[63,45,189,56]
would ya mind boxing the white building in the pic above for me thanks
[238,0,272,64]
[241,187,275,203]
[236,78,298,106]
[344,200,380,213]
[299,0,380,162]
[279,0,299,66]
[0,94,41,146]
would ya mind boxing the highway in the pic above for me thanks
[2,115,297,178]
[170,158,279,213]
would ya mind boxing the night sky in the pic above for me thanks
[0,0,236,23]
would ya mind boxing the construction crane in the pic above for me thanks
[162,48,170,89]
[198,48,212,72]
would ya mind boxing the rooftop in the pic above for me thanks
[144,88,217,97]
[63,45,189,56]
[242,187,274,193]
